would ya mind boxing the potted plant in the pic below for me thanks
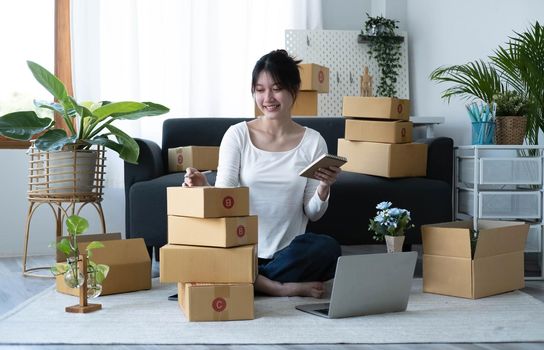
[360,13,403,97]
[368,201,414,253]
[0,61,169,164]
[51,215,109,299]
[0,61,169,196]
[493,90,529,145]
[430,21,544,146]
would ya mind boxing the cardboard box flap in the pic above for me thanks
[422,221,473,258]
[474,221,529,259]
[56,233,122,262]
[89,238,150,266]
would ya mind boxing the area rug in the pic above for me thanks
[1,279,543,345]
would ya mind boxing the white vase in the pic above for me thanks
[385,235,405,253]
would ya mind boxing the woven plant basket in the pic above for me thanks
[495,116,527,145]
[27,143,106,202]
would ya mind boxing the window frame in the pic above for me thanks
[0,0,72,149]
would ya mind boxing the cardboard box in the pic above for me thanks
[421,220,529,299]
[160,244,257,283]
[167,146,219,172]
[56,232,122,262]
[337,139,427,178]
[299,63,329,93]
[178,282,254,321]
[255,91,318,116]
[168,215,258,247]
[56,238,151,296]
[345,119,413,143]
[167,186,249,218]
[342,96,410,120]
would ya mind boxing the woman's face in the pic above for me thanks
[254,71,294,119]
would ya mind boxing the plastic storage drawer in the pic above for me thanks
[458,190,541,219]
[459,157,542,186]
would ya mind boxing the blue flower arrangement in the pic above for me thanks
[368,201,414,241]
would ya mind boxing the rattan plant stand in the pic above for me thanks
[22,144,107,277]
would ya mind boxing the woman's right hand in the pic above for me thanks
[182,167,209,187]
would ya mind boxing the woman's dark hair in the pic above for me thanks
[251,49,302,100]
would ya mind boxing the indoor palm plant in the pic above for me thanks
[368,201,414,253]
[0,61,169,164]
[430,21,544,145]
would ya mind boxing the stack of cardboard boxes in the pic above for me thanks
[255,63,329,116]
[161,186,258,321]
[338,96,428,178]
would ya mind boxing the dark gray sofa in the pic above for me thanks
[124,117,453,258]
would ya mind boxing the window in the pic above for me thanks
[0,0,55,148]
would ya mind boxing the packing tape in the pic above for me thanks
[212,284,231,321]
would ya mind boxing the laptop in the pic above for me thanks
[295,251,417,319]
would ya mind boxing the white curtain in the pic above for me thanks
[71,0,322,187]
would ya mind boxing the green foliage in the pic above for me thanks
[0,61,169,163]
[493,90,529,116]
[50,215,109,286]
[429,21,544,145]
[429,60,504,104]
[362,13,402,97]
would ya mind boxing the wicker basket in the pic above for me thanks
[495,116,527,145]
[27,143,106,202]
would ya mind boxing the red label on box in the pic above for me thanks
[236,225,246,237]
[397,103,403,114]
[212,297,227,312]
[177,153,183,165]
[401,128,406,137]
[318,70,324,84]
[223,196,234,209]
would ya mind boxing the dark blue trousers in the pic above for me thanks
[258,233,341,283]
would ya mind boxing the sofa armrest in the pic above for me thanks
[415,137,454,187]
[124,138,165,238]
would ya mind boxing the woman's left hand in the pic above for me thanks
[314,166,342,200]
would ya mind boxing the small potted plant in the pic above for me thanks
[368,201,414,252]
[493,90,529,145]
[51,215,109,299]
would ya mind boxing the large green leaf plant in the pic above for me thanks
[429,21,544,145]
[0,61,169,163]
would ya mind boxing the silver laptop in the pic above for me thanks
[296,251,417,318]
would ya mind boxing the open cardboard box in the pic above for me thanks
[178,282,254,321]
[56,237,151,296]
[421,220,529,299]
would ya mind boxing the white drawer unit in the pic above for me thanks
[458,190,541,219]
[455,145,544,280]
[459,157,542,186]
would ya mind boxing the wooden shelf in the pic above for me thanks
[357,34,404,44]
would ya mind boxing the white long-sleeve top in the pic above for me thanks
[215,122,329,258]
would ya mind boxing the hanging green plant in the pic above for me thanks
[361,13,403,97]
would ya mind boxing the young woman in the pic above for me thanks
[184,49,342,298]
